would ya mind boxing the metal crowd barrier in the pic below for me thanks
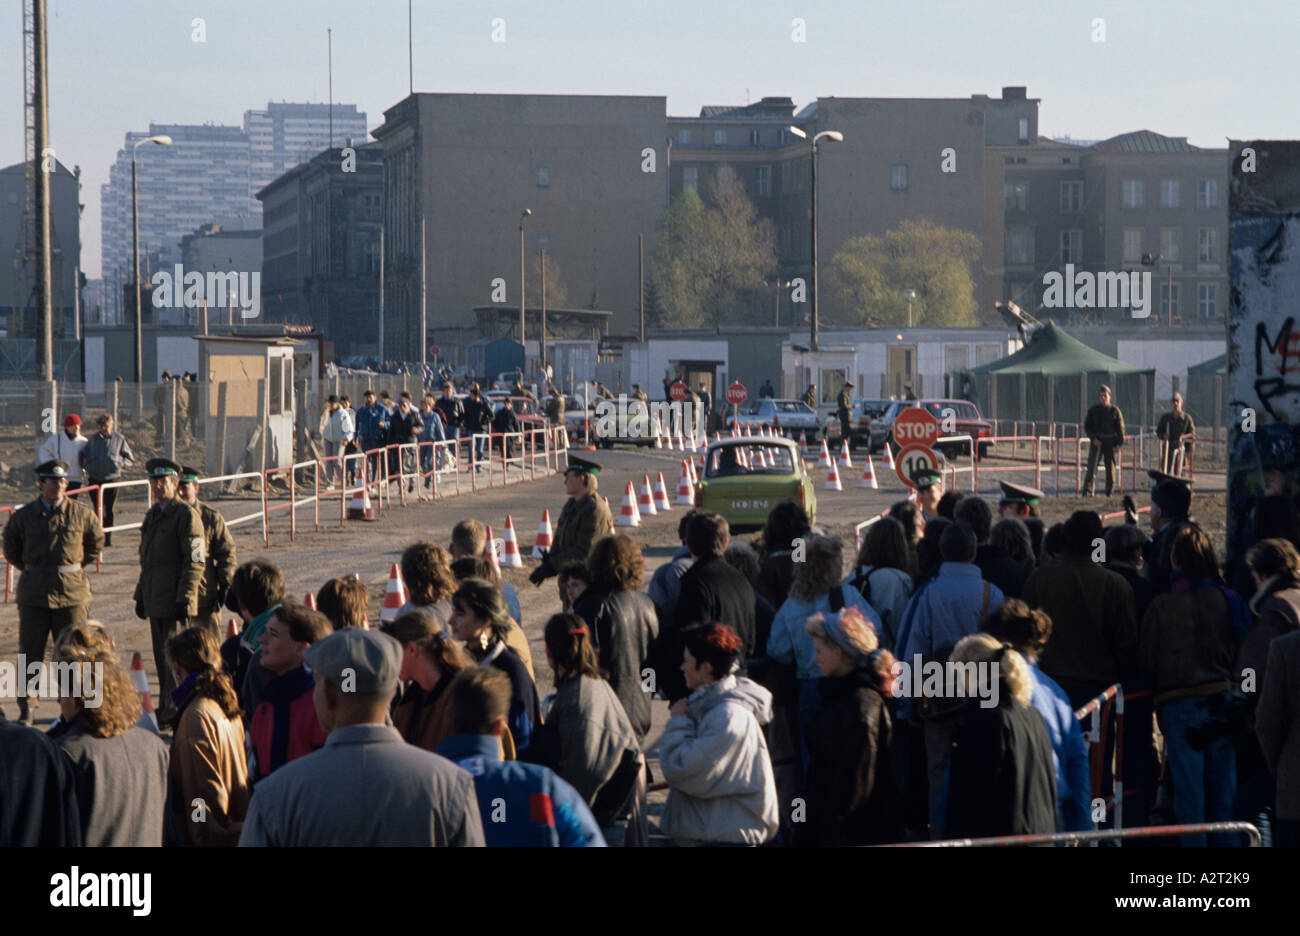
[878,823,1260,847]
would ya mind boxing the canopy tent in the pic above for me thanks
[962,323,1155,424]
[1185,352,1227,427]
[1188,353,1226,375]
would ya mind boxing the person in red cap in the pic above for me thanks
[37,414,88,496]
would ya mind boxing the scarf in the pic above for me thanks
[170,670,202,710]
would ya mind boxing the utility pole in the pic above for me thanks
[541,250,548,373]
[420,216,427,368]
[638,233,644,343]
[408,0,413,95]
[32,0,54,401]
[378,227,385,366]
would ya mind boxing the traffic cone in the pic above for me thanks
[883,444,897,473]
[730,423,740,438]
[744,424,753,438]
[639,473,658,517]
[838,439,853,469]
[482,525,502,577]
[860,454,879,490]
[654,471,672,511]
[347,483,376,520]
[499,514,524,568]
[304,592,317,610]
[129,652,159,730]
[825,458,843,492]
[532,509,554,558]
[676,460,695,505]
[799,430,809,457]
[687,457,698,486]
[687,428,698,453]
[381,563,408,622]
[652,417,663,449]
[817,438,832,469]
[617,481,641,527]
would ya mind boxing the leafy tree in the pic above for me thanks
[825,219,981,327]
[525,252,568,310]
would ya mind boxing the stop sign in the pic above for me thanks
[893,406,940,447]
[726,381,747,406]
[670,380,688,402]
[430,345,440,357]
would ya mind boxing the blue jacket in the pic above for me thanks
[419,408,446,443]
[1028,663,1092,832]
[355,402,387,442]
[767,585,881,680]
[436,733,605,846]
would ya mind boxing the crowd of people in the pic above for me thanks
[4,440,1299,849]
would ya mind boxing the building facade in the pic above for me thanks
[0,159,80,340]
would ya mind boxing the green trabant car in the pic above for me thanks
[694,436,817,529]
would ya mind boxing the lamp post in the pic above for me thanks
[787,126,843,352]
[132,134,171,412]
[904,288,917,328]
[519,208,531,353]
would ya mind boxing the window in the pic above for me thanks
[1198,283,1218,319]
[714,129,727,145]
[268,356,284,416]
[1123,228,1144,263]
[1060,230,1082,264]
[1160,228,1181,262]
[890,164,908,191]
[1160,283,1181,320]
[1199,228,1217,262]
[755,165,771,197]
[1004,182,1027,211]
[750,129,760,146]
[1198,179,1219,208]
[1006,229,1032,265]
[677,129,692,145]
[683,166,698,192]
[1018,118,1029,142]
[1160,180,1180,208]
[1122,180,1143,208]
[778,129,790,145]
[1060,180,1082,212]
[535,166,550,187]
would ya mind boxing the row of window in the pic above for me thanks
[677,128,777,146]
[681,165,774,197]
[1005,179,1220,213]
[1007,281,1220,318]
[1006,227,1220,265]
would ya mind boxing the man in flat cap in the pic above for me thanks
[837,381,855,450]
[1145,469,1196,597]
[912,466,944,517]
[1157,392,1195,477]
[529,456,613,608]
[2,459,105,724]
[178,465,237,641]
[134,457,206,722]
[997,480,1047,561]
[1083,385,1126,497]
[238,628,484,846]
[36,414,88,496]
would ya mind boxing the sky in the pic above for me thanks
[3,0,1296,278]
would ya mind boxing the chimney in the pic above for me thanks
[1002,86,1028,100]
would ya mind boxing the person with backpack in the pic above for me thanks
[847,517,915,652]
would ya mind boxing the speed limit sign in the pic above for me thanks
[895,443,940,488]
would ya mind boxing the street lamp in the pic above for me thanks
[788,126,843,351]
[903,288,917,328]
[519,208,532,352]
[132,134,171,409]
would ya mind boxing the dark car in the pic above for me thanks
[869,398,993,460]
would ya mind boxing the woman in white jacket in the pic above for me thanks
[659,623,779,846]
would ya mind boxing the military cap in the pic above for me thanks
[146,458,181,478]
[565,456,601,476]
[911,467,943,489]
[999,480,1045,506]
[844,381,855,388]
[1147,469,1191,489]
[179,465,202,482]
[327,394,339,403]
[305,628,402,696]
[36,459,69,479]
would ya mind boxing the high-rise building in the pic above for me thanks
[245,102,367,213]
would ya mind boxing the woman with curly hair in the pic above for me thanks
[941,632,1057,839]
[47,622,161,738]
[572,534,659,743]
[800,606,902,845]
[767,534,880,765]
[52,636,170,846]
[398,540,457,631]
[166,626,252,846]
[449,578,540,756]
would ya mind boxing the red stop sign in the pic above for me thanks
[430,345,440,357]
[726,381,747,405]
[670,380,688,402]
[893,406,940,447]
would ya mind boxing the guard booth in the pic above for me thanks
[197,335,299,476]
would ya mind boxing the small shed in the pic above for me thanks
[964,323,1157,426]
[197,335,299,476]
[467,338,524,382]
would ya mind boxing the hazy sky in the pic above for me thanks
[3,0,1295,278]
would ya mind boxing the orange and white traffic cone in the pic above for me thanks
[817,438,832,469]
[617,481,641,527]
[825,458,843,492]
[654,471,672,512]
[676,460,695,505]
[129,652,159,731]
[639,473,658,517]
[304,592,317,610]
[883,444,897,473]
[744,424,753,438]
[499,515,524,568]
[799,430,809,457]
[381,563,408,622]
[687,457,698,486]
[652,416,663,449]
[347,483,376,520]
[533,509,554,559]
[482,525,502,577]
[860,454,879,490]
[838,439,853,469]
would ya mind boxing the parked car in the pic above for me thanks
[869,398,993,460]
[730,399,824,436]
[826,398,893,447]
[693,436,818,529]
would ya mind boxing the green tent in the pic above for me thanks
[969,322,1152,376]
[1188,353,1226,375]
[1185,353,1227,427]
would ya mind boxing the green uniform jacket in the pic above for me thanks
[547,492,613,571]
[134,498,205,617]
[2,497,104,608]
[802,388,817,408]
[196,500,237,615]
[837,388,852,416]
[1157,411,1195,443]
[1084,403,1126,447]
